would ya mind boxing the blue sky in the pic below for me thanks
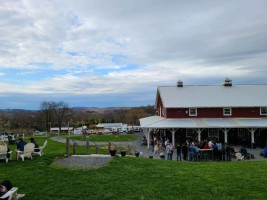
[0,0,267,110]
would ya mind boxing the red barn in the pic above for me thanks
[140,78,267,148]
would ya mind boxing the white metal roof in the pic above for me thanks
[140,116,267,129]
[156,84,267,108]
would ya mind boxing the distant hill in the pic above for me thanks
[0,106,154,115]
[71,107,132,114]
[0,109,38,115]
[0,107,133,115]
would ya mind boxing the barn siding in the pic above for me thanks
[165,107,265,118]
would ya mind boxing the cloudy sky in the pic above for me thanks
[0,0,267,110]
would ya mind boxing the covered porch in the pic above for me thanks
[140,116,267,148]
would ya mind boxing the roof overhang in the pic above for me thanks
[139,116,267,129]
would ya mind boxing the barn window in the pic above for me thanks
[189,108,197,116]
[223,108,232,116]
[186,129,197,137]
[260,107,267,115]
[208,129,219,138]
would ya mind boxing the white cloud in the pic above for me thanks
[0,0,267,109]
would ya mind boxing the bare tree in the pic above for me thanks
[53,101,70,132]
[41,101,56,132]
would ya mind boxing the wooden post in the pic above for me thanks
[73,143,77,155]
[86,136,89,155]
[127,144,130,155]
[66,136,70,157]
[108,142,111,153]
[96,146,98,154]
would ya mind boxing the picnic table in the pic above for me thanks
[199,149,213,161]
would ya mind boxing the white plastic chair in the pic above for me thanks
[17,143,35,161]
[0,145,8,163]
[33,140,47,156]
[235,153,244,161]
[0,187,25,200]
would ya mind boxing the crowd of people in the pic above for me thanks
[148,136,249,161]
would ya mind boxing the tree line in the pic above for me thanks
[0,101,155,134]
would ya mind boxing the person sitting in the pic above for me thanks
[16,137,27,151]
[240,147,248,156]
[29,138,40,152]
[0,180,13,199]
[0,180,25,199]
[0,141,11,159]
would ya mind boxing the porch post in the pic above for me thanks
[248,128,257,148]
[197,129,201,142]
[147,128,151,148]
[222,128,230,144]
[196,129,204,142]
[224,131,227,144]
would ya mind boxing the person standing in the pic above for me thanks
[188,143,195,161]
[166,143,173,160]
[154,141,159,154]
[176,143,182,161]
[225,144,232,161]
[182,143,188,161]
[170,143,174,160]
[164,139,168,149]
[151,140,154,153]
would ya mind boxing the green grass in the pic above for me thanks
[1,136,267,200]
[70,134,138,142]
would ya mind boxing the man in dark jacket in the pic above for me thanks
[225,144,232,161]
[182,143,188,161]
[176,143,182,161]
[16,138,27,151]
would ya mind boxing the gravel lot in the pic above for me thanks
[52,155,114,169]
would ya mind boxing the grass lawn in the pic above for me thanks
[1,136,267,200]
[70,134,138,142]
